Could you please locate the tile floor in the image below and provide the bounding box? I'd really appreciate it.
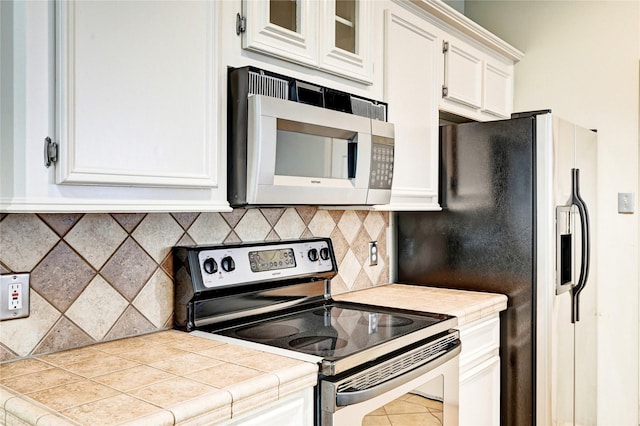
[362,393,443,426]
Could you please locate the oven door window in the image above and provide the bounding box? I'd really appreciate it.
[275,119,357,181]
[362,377,444,425]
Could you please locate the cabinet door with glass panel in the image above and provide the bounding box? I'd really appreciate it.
[242,0,373,83]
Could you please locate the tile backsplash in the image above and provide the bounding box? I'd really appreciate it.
[0,208,389,362]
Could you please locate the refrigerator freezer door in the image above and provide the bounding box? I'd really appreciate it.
[573,124,598,426]
[549,117,598,426]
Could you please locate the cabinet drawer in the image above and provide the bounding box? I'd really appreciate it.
[458,314,500,368]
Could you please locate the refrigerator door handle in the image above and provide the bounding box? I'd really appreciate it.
[571,168,591,323]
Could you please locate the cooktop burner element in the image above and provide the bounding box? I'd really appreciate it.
[289,336,349,354]
[235,324,300,340]
[212,302,450,364]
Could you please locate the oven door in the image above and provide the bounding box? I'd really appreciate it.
[320,333,461,426]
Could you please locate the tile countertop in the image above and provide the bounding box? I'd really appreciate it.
[0,284,506,425]
[334,284,508,326]
[0,330,317,426]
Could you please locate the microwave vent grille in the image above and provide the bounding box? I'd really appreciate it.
[248,71,289,100]
[351,97,387,121]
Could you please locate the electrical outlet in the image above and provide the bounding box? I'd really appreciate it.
[369,241,378,266]
[9,283,23,310]
[1,274,30,320]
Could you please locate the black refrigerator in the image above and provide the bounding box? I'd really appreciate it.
[396,111,598,426]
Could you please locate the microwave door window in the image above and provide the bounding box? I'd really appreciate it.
[275,119,356,181]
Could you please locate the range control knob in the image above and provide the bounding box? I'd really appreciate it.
[221,256,235,272]
[202,258,218,274]
[308,248,319,262]
[320,247,330,261]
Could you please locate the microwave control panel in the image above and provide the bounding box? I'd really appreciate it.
[370,139,394,189]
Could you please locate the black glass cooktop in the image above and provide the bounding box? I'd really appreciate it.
[212,301,452,360]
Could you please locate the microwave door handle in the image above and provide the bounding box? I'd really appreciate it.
[571,168,591,323]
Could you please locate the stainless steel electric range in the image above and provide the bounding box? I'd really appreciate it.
[173,238,461,425]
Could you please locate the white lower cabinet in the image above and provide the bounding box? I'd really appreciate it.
[458,314,501,426]
[221,387,314,426]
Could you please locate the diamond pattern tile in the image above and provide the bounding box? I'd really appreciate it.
[364,211,385,240]
[234,209,271,241]
[33,316,94,356]
[221,210,246,228]
[100,238,156,301]
[338,250,362,290]
[1,209,390,363]
[31,242,96,312]
[274,208,306,239]
[259,208,285,227]
[0,291,59,356]
[105,306,156,341]
[66,276,129,340]
[295,206,317,225]
[352,227,373,265]
[111,213,146,233]
[170,212,199,230]
[330,228,349,263]
[64,214,127,270]
[132,213,183,263]
[337,211,362,244]
[307,210,336,237]
[37,213,83,237]
[187,213,231,244]
[132,269,173,327]
[0,214,58,272]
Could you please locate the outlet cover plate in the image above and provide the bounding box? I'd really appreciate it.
[1,274,30,320]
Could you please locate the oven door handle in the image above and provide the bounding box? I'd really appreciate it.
[335,342,461,407]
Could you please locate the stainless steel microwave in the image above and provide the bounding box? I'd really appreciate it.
[228,67,394,207]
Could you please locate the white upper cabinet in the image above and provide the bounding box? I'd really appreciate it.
[376,0,523,211]
[483,61,513,118]
[242,0,373,84]
[1,0,229,213]
[319,0,373,83]
[57,1,218,189]
[443,38,483,110]
[242,0,319,67]
[441,33,516,120]
[382,6,441,210]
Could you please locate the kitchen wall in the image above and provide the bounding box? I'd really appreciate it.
[465,2,640,424]
[0,208,390,362]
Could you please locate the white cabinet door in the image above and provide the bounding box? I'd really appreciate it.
[243,0,319,67]
[57,1,218,188]
[483,60,513,118]
[319,0,373,83]
[443,38,483,109]
[382,7,440,211]
[242,0,373,84]
[441,35,514,121]
[460,355,501,426]
[222,388,314,426]
[1,0,229,213]
[457,314,501,426]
